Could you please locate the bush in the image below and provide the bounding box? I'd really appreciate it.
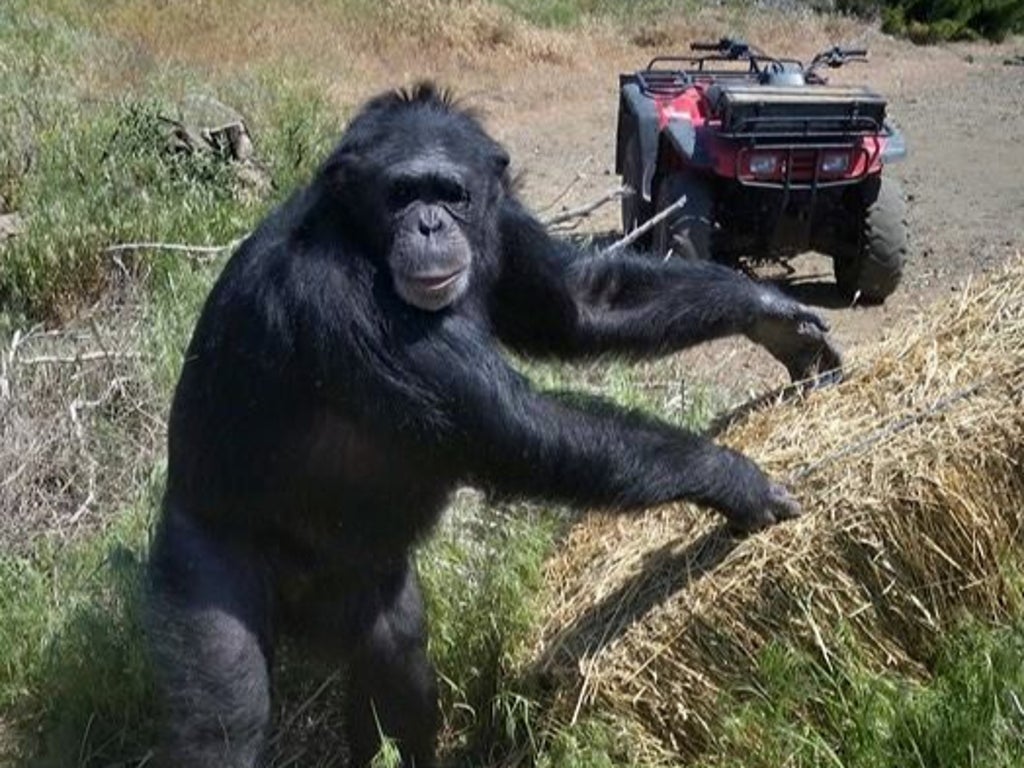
[836,0,1024,42]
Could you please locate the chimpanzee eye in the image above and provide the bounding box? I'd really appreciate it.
[438,178,470,207]
[389,179,417,209]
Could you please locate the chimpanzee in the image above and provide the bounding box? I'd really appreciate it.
[145,83,841,768]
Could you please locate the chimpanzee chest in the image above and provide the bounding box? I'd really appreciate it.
[266,411,454,553]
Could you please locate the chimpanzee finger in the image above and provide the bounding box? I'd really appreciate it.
[767,482,801,520]
[795,311,830,335]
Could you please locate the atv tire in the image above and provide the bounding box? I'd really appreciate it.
[834,176,907,303]
[620,133,652,248]
[653,171,714,260]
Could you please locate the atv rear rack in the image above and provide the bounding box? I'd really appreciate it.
[710,84,887,138]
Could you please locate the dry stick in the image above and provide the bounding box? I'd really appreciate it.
[104,236,246,260]
[18,350,143,366]
[0,328,25,399]
[538,154,594,214]
[543,186,628,227]
[600,194,687,257]
[67,377,128,524]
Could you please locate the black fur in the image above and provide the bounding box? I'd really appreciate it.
[145,82,837,767]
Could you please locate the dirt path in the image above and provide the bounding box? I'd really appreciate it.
[476,32,1024,402]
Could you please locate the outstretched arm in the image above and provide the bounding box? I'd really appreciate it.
[490,200,841,382]
[391,321,798,533]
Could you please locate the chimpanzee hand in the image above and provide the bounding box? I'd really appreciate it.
[720,481,798,536]
[710,449,802,534]
[747,287,843,386]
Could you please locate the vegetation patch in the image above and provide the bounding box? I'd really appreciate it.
[833,0,1024,42]
[536,261,1024,763]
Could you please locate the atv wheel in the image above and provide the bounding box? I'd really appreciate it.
[653,171,714,260]
[834,176,907,303]
[620,134,652,247]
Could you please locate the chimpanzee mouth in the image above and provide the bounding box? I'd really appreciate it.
[408,269,465,292]
[395,267,470,311]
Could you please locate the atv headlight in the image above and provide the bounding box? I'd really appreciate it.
[820,152,850,174]
[748,153,778,176]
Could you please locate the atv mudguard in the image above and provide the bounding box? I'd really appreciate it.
[616,81,659,203]
[617,80,710,203]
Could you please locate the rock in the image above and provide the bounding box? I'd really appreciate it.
[157,95,271,200]
[0,212,24,241]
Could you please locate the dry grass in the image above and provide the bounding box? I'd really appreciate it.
[0,286,163,553]
[533,255,1024,761]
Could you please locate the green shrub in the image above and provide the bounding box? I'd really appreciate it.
[841,0,1024,42]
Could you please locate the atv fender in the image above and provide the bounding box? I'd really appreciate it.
[617,82,660,203]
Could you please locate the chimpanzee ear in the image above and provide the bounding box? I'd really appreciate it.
[492,149,510,177]
[321,147,361,192]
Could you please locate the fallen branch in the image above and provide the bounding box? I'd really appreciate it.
[600,194,687,257]
[543,186,628,227]
[104,236,246,261]
[67,377,129,525]
[17,350,144,366]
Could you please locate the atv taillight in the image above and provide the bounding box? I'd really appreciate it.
[820,151,850,174]
[747,152,780,177]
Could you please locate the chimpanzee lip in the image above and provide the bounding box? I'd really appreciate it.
[407,268,465,291]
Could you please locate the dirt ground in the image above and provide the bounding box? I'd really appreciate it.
[469,28,1024,401]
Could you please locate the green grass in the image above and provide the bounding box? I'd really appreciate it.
[706,622,1024,768]
[495,0,682,28]
[0,0,340,322]
[0,489,157,766]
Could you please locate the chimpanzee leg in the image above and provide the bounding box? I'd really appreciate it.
[146,507,274,768]
[344,561,439,768]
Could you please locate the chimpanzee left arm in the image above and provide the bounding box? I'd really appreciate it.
[491,200,842,383]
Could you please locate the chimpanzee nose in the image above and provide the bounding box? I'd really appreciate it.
[418,208,444,236]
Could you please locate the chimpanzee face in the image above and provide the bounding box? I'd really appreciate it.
[383,151,479,312]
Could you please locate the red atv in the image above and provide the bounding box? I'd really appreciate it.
[616,38,908,302]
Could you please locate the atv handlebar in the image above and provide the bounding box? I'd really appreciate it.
[689,37,764,59]
[809,45,869,72]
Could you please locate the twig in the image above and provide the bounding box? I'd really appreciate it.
[538,155,593,214]
[67,377,128,525]
[1,328,25,399]
[543,186,627,227]
[600,194,687,257]
[18,350,143,366]
[104,236,246,260]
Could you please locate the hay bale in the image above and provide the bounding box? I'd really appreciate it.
[533,258,1024,761]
